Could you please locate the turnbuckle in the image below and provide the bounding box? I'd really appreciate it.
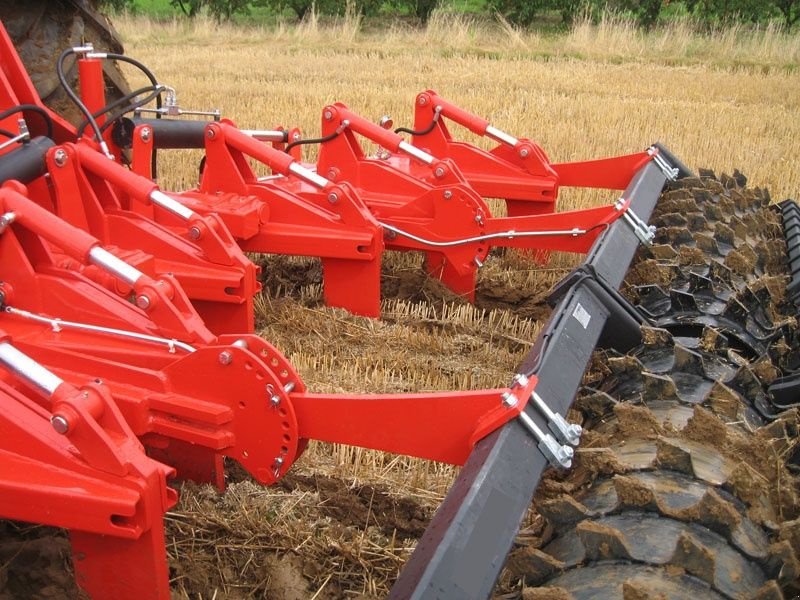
[615,198,656,246]
[503,374,580,469]
[648,146,679,181]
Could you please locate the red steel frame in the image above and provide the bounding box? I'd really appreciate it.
[0,27,665,598]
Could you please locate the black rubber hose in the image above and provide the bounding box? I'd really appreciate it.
[76,85,162,138]
[57,48,104,144]
[285,130,341,154]
[103,53,163,116]
[394,118,438,137]
[0,104,54,140]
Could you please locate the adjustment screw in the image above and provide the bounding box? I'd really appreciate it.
[135,295,151,310]
[140,127,151,142]
[218,350,233,365]
[327,192,338,204]
[188,226,202,240]
[53,149,68,167]
[51,415,70,434]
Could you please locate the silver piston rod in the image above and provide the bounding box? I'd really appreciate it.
[88,247,144,287]
[0,341,62,396]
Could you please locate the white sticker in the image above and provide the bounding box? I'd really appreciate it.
[572,303,591,329]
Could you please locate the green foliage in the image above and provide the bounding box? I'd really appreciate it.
[97,0,800,27]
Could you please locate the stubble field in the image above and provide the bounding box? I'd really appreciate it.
[8,13,800,600]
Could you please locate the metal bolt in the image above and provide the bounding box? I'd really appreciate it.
[327,169,337,180]
[501,391,518,408]
[51,415,70,434]
[323,110,333,121]
[232,339,248,349]
[273,456,285,470]
[206,128,216,140]
[267,384,281,407]
[418,96,427,106]
[474,256,484,268]
[434,167,445,178]
[284,382,296,394]
[327,192,339,204]
[140,127,151,142]
[292,131,301,141]
[530,391,583,446]
[519,148,529,158]
[53,149,68,167]
[443,190,452,200]
[512,373,529,388]
[218,350,233,365]
[188,226,202,240]
[475,214,484,225]
[135,295,151,310]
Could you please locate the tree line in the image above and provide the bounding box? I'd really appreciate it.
[102,0,800,29]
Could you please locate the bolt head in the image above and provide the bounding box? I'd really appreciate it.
[206,128,216,140]
[519,148,529,158]
[327,192,339,204]
[53,149,68,167]
[135,295,151,310]
[188,226,202,240]
[512,373,529,388]
[323,110,333,121]
[443,190,452,200]
[501,391,518,408]
[292,131,301,141]
[51,415,69,434]
[218,350,233,365]
[140,127,151,142]
[434,167,445,178]
[418,96,427,106]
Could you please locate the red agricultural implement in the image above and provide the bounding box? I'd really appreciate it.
[1,10,798,600]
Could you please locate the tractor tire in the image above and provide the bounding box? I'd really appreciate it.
[3,0,130,126]
[505,172,800,599]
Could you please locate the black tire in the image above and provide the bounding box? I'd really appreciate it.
[4,0,130,126]
[505,172,800,599]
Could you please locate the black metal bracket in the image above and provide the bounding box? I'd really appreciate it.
[389,147,685,600]
[547,263,652,354]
